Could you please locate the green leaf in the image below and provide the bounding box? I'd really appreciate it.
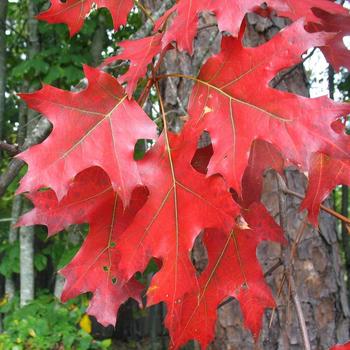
[34,254,48,272]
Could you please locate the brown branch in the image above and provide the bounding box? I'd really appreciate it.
[0,118,52,197]
[198,23,218,32]
[134,0,155,26]
[288,272,311,350]
[275,173,312,350]
[264,259,283,277]
[290,215,308,261]
[283,188,350,226]
[0,141,19,157]
[269,272,286,328]
[272,48,317,88]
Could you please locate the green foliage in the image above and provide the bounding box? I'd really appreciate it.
[0,239,19,277]
[0,295,112,350]
[0,1,151,349]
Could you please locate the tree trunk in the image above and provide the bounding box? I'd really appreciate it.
[19,0,40,307]
[142,2,350,349]
[5,196,22,300]
[0,0,7,142]
[90,15,107,67]
[5,78,29,301]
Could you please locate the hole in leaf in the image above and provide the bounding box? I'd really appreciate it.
[110,242,116,248]
[103,266,109,272]
[134,139,154,160]
[111,277,117,285]
[230,187,240,203]
[191,232,208,275]
[269,65,310,97]
[191,132,213,174]
[331,116,350,135]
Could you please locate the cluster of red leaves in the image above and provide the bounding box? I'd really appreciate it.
[332,342,350,350]
[17,0,350,348]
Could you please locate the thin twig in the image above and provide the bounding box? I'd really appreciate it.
[272,48,317,88]
[275,172,312,350]
[290,215,308,261]
[198,23,218,32]
[0,118,52,197]
[283,188,350,225]
[134,0,155,26]
[288,272,311,350]
[218,259,283,309]
[269,272,286,328]
[264,259,283,277]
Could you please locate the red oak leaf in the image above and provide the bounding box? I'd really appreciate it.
[331,342,350,350]
[115,122,239,331]
[18,167,147,326]
[156,0,346,54]
[17,167,112,235]
[17,65,157,204]
[277,0,347,23]
[309,8,350,71]
[158,0,287,54]
[187,20,350,196]
[103,33,164,98]
[241,140,285,207]
[37,0,133,37]
[301,153,350,226]
[168,203,285,349]
[191,139,285,207]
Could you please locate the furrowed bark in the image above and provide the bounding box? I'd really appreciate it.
[341,185,350,297]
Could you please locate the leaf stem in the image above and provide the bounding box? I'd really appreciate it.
[137,49,168,107]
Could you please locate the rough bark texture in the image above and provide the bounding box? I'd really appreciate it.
[341,185,350,295]
[141,2,350,349]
